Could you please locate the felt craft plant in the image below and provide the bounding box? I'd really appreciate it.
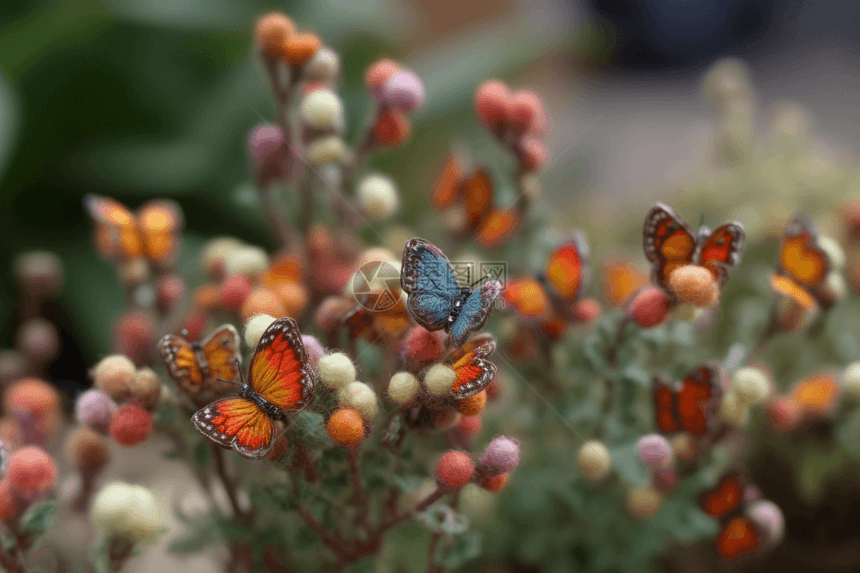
[2,12,860,573]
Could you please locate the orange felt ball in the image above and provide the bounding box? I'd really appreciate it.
[255,13,296,58]
[274,281,309,318]
[326,408,365,446]
[109,405,153,447]
[7,446,57,500]
[283,33,321,67]
[456,416,482,440]
[435,451,474,489]
[519,137,549,172]
[474,80,512,131]
[365,58,400,90]
[481,473,509,493]
[373,108,411,147]
[241,288,285,322]
[668,265,719,307]
[456,390,488,416]
[0,480,19,523]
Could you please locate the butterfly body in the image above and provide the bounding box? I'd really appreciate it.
[401,238,501,348]
[653,363,723,437]
[643,203,745,295]
[191,317,315,460]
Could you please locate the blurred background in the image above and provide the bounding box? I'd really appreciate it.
[3,0,860,571]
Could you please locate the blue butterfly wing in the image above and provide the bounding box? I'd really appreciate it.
[448,280,501,348]
[401,238,462,331]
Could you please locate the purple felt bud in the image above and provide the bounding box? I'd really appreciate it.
[476,436,520,477]
[747,500,785,546]
[376,70,425,114]
[301,335,324,370]
[76,390,118,435]
[637,434,673,468]
[247,124,290,187]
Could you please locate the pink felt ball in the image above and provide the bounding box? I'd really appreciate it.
[637,434,673,468]
[476,436,521,477]
[435,451,474,489]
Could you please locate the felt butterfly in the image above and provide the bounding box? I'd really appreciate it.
[434,333,497,400]
[401,238,501,349]
[601,258,649,307]
[342,290,413,345]
[653,363,723,437]
[700,472,760,560]
[84,194,184,266]
[159,324,241,401]
[643,203,745,295]
[191,317,316,460]
[773,215,834,308]
[503,232,591,326]
[431,151,521,249]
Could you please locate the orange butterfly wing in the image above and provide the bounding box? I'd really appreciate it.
[85,194,143,261]
[463,170,494,232]
[544,233,590,302]
[780,216,829,287]
[445,335,497,399]
[503,278,552,323]
[476,209,519,249]
[717,515,760,560]
[675,365,722,436]
[701,472,745,519]
[697,223,745,286]
[653,377,680,434]
[201,325,241,386]
[192,398,274,460]
[159,325,240,398]
[431,150,466,210]
[137,200,184,264]
[643,203,696,291]
[601,259,649,307]
[248,317,315,411]
[159,335,204,396]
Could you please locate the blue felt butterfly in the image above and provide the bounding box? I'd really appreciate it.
[400,238,501,348]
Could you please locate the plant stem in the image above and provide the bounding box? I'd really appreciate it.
[211,444,247,524]
[0,540,23,573]
[347,446,368,525]
[606,315,630,368]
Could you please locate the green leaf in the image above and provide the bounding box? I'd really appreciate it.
[17,500,58,550]
[192,439,213,470]
[620,364,651,388]
[442,532,482,568]
[609,440,648,486]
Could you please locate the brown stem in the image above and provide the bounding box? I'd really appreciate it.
[606,315,631,368]
[297,505,355,560]
[211,444,247,524]
[0,539,24,573]
[373,487,448,537]
[347,446,368,523]
[108,536,135,573]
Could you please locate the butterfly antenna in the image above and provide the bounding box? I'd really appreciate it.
[233,358,246,385]
[470,275,490,289]
[216,378,241,387]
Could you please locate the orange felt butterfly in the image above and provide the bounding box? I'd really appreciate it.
[600,258,649,307]
[503,232,591,327]
[773,215,834,308]
[84,194,184,265]
[643,203,745,295]
[431,150,522,249]
[428,333,497,400]
[700,472,761,560]
[342,291,413,345]
[159,325,241,401]
[192,317,316,460]
[653,363,723,437]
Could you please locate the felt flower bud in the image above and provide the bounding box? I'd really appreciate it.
[373,108,411,147]
[434,410,461,431]
[247,124,288,183]
[377,70,425,113]
[338,382,378,422]
[128,368,161,410]
[225,246,269,277]
[626,486,663,519]
[315,296,355,332]
[0,350,27,386]
[16,318,60,364]
[93,355,136,400]
[401,327,445,371]
[155,275,185,315]
[476,436,520,477]
[326,408,365,446]
[637,434,673,469]
[818,235,845,271]
[730,366,771,405]
[668,265,719,307]
[109,405,153,447]
[318,352,357,390]
[14,251,63,298]
[301,335,324,371]
[5,378,61,444]
[747,500,785,547]
[569,298,601,324]
[357,174,399,220]
[674,302,704,323]
[365,58,400,90]
[518,137,549,172]
[671,433,697,461]
[720,391,750,427]
[306,136,347,165]
[578,441,611,480]
[475,80,512,132]
[201,237,244,278]
[456,390,487,416]
[820,271,847,305]
[628,286,671,328]
[455,416,482,442]
[652,468,678,493]
[75,390,118,435]
[240,288,285,322]
[842,361,860,399]
[114,312,156,365]
[435,451,474,489]
[703,59,751,109]
[65,426,110,474]
[480,473,509,493]
[244,315,276,348]
[305,47,340,82]
[424,364,456,396]
[388,371,420,404]
[7,446,57,501]
[119,259,150,286]
[90,481,161,540]
[0,480,19,523]
[254,12,295,58]
[219,275,253,312]
[300,89,343,130]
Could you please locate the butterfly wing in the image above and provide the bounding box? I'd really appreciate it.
[780,216,829,287]
[448,280,502,348]
[716,515,760,560]
[643,203,696,292]
[701,472,746,519]
[84,194,142,261]
[653,375,680,434]
[159,334,205,396]
[248,317,315,412]
[431,150,466,210]
[447,336,497,399]
[192,398,274,460]
[544,232,591,304]
[401,238,462,331]
[696,223,745,287]
[463,170,494,232]
[676,363,723,436]
[601,259,649,307]
[137,200,184,265]
[502,278,552,323]
[475,209,519,249]
[201,324,241,387]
